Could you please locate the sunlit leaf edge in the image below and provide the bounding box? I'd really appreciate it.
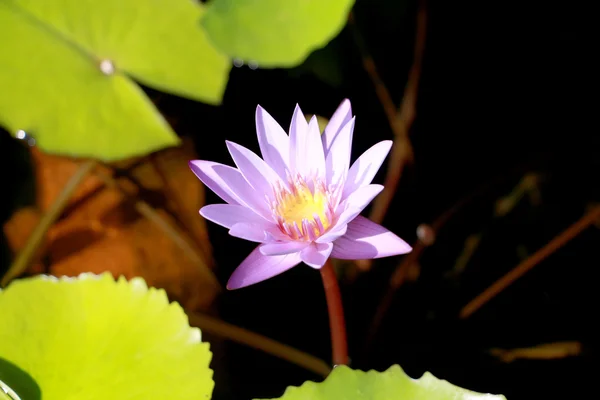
[200,0,355,68]
[256,364,507,400]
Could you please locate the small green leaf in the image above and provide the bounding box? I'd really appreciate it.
[0,273,214,400]
[0,0,230,161]
[256,365,507,400]
[201,0,355,67]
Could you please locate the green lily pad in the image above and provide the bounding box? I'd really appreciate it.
[256,365,507,400]
[0,0,230,161]
[201,0,355,67]
[0,273,214,400]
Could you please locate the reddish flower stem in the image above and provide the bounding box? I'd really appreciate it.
[320,259,349,366]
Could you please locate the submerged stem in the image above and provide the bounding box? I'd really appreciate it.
[1,159,97,287]
[320,259,349,366]
[187,311,331,378]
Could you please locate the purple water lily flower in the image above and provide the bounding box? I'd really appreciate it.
[189,99,412,289]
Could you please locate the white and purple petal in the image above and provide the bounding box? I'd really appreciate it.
[330,216,412,260]
[229,222,273,243]
[260,241,310,256]
[342,140,392,200]
[302,116,326,178]
[212,164,272,220]
[289,104,309,174]
[200,204,266,229]
[331,184,384,230]
[226,140,282,195]
[315,223,347,244]
[255,106,290,179]
[300,242,333,268]
[325,117,355,189]
[322,99,353,156]
[188,160,243,205]
[227,245,303,289]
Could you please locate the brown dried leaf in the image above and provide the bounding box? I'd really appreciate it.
[30,147,108,212]
[49,210,216,310]
[3,207,41,251]
[4,142,218,311]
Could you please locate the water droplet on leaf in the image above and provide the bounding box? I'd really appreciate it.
[99,59,115,75]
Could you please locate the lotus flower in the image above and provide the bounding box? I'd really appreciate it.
[189,100,411,289]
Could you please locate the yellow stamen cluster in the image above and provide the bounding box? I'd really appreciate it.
[272,177,332,241]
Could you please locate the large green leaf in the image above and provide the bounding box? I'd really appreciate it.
[201,0,355,67]
[0,273,214,400]
[0,0,230,161]
[257,365,507,400]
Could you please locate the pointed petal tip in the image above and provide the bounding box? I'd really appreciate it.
[188,160,199,174]
[342,116,357,134]
[187,160,245,205]
[393,238,413,255]
[293,103,304,115]
[198,205,216,221]
[255,104,269,119]
[226,279,246,290]
[189,159,223,173]
[225,266,254,291]
[322,99,355,156]
[333,98,352,114]
[225,140,244,158]
[330,216,412,260]
[224,139,238,149]
[341,140,394,199]
[228,222,269,243]
[226,276,249,290]
[226,246,302,289]
[339,98,352,109]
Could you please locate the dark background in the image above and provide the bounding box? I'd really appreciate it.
[1,0,596,399]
